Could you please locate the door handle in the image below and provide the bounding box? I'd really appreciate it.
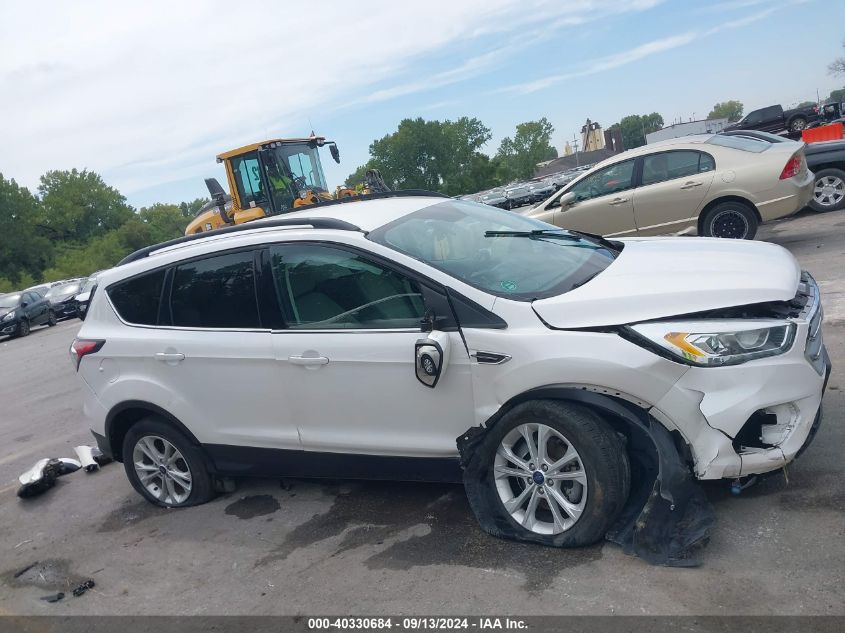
[608,197,628,205]
[155,352,185,362]
[289,355,329,366]
[680,181,703,189]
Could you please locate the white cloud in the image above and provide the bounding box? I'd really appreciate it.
[0,0,664,200]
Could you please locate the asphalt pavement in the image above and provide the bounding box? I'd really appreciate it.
[0,209,843,615]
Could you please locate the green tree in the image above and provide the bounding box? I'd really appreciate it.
[828,87,845,104]
[37,169,134,242]
[494,118,558,182]
[707,100,744,122]
[139,203,188,243]
[179,197,210,219]
[0,174,51,286]
[346,116,493,196]
[609,113,665,150]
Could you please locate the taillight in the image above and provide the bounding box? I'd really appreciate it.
[70,339,105,371]
[779,153,802,180]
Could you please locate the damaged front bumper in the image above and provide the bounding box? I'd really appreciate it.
[652,273,830,480]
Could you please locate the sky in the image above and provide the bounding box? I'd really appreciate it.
[1,0,843,209]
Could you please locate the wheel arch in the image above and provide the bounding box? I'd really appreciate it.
[105,400,202,463]
[697,195,760,234]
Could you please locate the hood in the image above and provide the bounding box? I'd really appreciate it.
[531,237,800,329]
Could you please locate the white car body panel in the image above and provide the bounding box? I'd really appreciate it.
[532,237,800,329]
[76,196,827,485]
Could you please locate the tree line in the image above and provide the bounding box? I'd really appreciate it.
[0,169,207,292]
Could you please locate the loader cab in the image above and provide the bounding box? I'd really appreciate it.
[185,137,337,235]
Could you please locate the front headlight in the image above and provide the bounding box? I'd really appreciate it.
[627,320,796,366]
[2,311,14,321]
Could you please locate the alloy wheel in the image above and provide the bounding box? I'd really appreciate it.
[710,209,749,239]
[132,435,192,505]
[494,423,588,535]
[814,175,845,209]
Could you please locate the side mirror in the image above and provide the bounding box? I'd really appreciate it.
[559,191,576,208]
[20,301,28,308]
[330,143,340,164]
[415,331,450,389]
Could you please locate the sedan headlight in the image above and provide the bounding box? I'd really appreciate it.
[2,311,14,322]
[627,320,796,366]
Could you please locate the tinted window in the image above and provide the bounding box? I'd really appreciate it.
[109,270,165,325]
[744,109,763,124]
[569,160,635,202]
[270,244,425,329]
[26,292,41,303]
[169,251,260,329]
[641,151,714,186]
[762,106,782,120]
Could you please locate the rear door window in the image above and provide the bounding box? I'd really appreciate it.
[169,251,260,329]
[108,270,166,325]
[641,151,715,185]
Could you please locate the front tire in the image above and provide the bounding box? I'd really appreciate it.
[16,319,30,337]
[47,311,57,326]
[700,201,758,239]
[809,168,845,213]
[463,400,630,548]
[122,417,215,508]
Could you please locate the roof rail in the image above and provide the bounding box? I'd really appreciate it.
[117,217,362,266]
[116,189,448,267]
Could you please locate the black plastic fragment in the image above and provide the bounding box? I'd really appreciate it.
[72,579,95,597]
[40,592,64,603]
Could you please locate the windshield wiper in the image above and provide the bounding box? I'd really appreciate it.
[484,229,583,240]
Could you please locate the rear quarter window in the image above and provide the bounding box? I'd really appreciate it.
[108,269,166,325]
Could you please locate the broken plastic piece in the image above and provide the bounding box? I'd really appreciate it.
[17,458,82,498]
[71,580,95,597]
[730,476,758,495]
[40,592,64,603]
[74,445,100,472]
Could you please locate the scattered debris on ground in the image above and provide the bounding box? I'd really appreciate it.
[71,579,95,597]
[16,446,111,498]
[40,592,64,603]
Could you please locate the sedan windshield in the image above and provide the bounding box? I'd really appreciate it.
[0,294,22,308]
[47,283,80,299]
[367,201,620,300]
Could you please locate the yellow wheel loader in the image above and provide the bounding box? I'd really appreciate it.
[185,136,389,235]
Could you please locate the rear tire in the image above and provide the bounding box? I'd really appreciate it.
[809,168,845,213]
[789,117,808,133]
[463,400,630,548]
[122,417,215,508]
[700,201,758,239]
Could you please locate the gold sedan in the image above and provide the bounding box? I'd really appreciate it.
[526,134,814,239]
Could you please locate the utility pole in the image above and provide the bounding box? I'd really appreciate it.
[571,133,580,167]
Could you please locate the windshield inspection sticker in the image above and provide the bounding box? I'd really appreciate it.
[500,280,517,291]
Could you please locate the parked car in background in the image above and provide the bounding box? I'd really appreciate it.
[528,134,813,240]
[46,279,86,320]
[479,189,507,208]
[504,183,532,209]
[74,274,102,320]
[527,178,555,203]
[802,139,845,212]
[724,103,819,135]
[0,290,56,337]
[74,196,829,559]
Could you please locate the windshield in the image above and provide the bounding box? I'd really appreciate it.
[0,294,21,308]
[367,201,619,300]
[272,143,328,192]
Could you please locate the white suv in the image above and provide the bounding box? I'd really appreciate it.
[73,194,830,561]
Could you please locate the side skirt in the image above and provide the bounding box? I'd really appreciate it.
[204,444,464,484]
